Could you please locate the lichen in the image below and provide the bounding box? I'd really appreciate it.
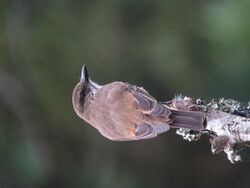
[171,96,250,163]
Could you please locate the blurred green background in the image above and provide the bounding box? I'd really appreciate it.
[1,0,250,188]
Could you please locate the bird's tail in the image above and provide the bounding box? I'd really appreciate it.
[169,110,206,131]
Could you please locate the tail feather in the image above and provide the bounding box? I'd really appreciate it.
[169,110,206,131]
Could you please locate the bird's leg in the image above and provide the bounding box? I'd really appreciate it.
[233,108,250,118]
[201,129,217,138]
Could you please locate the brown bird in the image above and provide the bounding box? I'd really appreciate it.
[72,65,206,141]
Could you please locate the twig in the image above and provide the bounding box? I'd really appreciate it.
[166,96,250,163]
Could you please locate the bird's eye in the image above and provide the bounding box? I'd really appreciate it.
[80,91,85,101]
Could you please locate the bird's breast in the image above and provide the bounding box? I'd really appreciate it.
[85,83,142,140]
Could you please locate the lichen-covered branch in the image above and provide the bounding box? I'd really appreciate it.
[165,96,250,163]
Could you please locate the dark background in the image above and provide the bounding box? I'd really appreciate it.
[1,0,250,188]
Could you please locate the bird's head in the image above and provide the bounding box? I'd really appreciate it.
[72,65,100,117]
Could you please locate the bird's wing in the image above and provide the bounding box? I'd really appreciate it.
[129,85,171,140]
[130,85,171,117]
[132,122,170,140]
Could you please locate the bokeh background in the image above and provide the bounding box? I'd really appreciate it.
[1,0,250,188]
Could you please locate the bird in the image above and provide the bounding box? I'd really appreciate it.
[72,65,206,141]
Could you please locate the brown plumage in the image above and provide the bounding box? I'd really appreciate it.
[72,65,206,141]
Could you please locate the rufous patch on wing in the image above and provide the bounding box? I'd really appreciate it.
[129,127,136,137]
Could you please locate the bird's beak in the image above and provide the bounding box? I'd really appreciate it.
[80,64,100,91]
[81,64,89,83]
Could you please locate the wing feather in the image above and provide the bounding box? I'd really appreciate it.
[133,122,170,140]
[130,85,171,117]
[128,85,171,140]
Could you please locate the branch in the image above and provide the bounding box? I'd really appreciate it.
[166,97,250,163]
